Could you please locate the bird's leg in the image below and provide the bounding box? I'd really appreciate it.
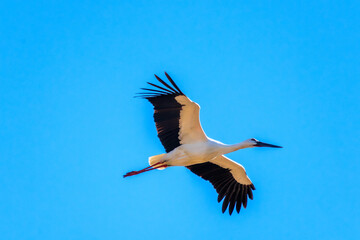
[123,161,168,178]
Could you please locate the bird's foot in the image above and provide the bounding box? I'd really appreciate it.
[123,161,168,178]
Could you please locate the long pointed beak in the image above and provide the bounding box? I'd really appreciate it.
[255,141,283,148]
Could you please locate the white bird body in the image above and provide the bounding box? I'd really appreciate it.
[124,72,282,215]
[157,139,252,167]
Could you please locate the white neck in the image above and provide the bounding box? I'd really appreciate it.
[219,141,252,155]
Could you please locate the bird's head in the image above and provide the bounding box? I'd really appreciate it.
[245,138,283,148]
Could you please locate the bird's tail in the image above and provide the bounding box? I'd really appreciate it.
[149,153,165,170]
[148,154,166,170]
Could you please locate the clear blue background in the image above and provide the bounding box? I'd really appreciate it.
[1,1,359,239]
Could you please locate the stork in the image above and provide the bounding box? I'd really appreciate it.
[124,72,282,215]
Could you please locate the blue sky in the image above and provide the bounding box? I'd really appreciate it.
[1,0,359,239]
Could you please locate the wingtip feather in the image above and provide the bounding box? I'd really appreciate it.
[164,72,184,95]
[154,74,178,93]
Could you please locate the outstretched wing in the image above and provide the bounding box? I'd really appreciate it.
[137,72,207,153]
[187,155,255,215]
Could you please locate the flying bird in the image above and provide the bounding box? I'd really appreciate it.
[124,72,282,215]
